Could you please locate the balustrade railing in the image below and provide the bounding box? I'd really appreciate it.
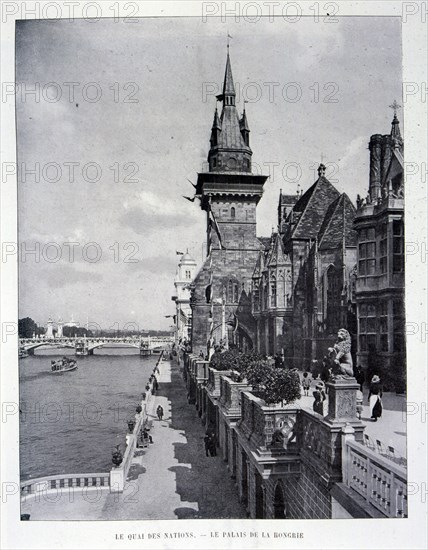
[21,472,110,499]
[343,434,407,518]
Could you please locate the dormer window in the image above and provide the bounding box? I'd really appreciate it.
[231,207,235,218]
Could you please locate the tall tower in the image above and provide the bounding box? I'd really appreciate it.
[46,317,54,339]
[57,318,64,338]
[171,251,197,343]
[191,50,268,352]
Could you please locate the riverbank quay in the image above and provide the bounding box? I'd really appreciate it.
[20,357,246,520]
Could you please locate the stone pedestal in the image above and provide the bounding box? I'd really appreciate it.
[326,377,360,422]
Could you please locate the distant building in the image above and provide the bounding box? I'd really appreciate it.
[171,251,197,343]
[57,318,64,338]
[64,315,79,328]
[252,166,358,366]
[354,111,405,392]
[46,317,54,338]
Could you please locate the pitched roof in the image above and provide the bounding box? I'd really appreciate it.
[266,232,290,267]
[252,251,264,279]
[290,176,341,239]
[318,193,357,250]
[218,105,249,150]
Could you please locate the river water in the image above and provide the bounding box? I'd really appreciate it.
[19,348,157,481]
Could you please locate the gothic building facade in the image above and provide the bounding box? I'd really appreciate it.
[251,167,358,367]
[190,52,268,353]
[354,112,405,391]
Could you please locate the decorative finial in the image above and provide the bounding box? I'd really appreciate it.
[227,32,232,52]
[296,183,300,195]
[389,99,401,118]
[321,152,325,164]
[318,163,326,177]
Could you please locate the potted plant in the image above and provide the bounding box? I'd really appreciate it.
[145,384,150,391]
[135,405,142,414]
[111,444,123,467]
[127,419,136,433]
[141,392,147,400]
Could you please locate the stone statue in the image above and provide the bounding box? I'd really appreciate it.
[327,328,354,379]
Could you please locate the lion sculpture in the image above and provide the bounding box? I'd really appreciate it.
[328,328,354,379]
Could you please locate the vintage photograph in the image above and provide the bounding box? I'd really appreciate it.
[11,10,412,527]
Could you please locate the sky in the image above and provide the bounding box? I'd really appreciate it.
[16,16,403,330]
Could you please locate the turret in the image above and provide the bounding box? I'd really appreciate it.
[207,51,252,174]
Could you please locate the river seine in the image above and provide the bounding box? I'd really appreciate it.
[19,348,157,481]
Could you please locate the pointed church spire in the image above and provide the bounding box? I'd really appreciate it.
[217,52,236,106]
[389,100,402,141]
[212,107,221,130]
[223,52,235,98]
[240,104,250,131]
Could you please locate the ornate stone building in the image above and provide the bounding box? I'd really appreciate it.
[252,167,358,367]
[354,111,405,391]
[190,52,268,353]
[171,251,197,343]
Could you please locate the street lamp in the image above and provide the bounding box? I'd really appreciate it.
[212,297,228,350]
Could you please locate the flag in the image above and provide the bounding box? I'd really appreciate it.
[176,251,184,255]
[207,202,225,250]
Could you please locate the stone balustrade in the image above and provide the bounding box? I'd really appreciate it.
[341,424,407,518]
[238,390,300,453]
[206,367,232,398]
[21,472,110,500]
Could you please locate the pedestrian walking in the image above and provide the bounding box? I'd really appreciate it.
[302,371,312,396]
[203,434,212,457]
[354,364,365,392]
[368,375,383,421]
[312,382,326,416]
[156,404,164,421]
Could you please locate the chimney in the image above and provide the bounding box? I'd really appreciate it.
[369,134,382,201]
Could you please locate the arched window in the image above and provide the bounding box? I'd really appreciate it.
[253,283,260,312]
[231,206,236,218]
[270,275,277,307]
[205,285,211,304]
[273,483,286,519]
[264,280,269,309]
[326,265,341,332]
[233,282,239,303]
[228,280,233,303]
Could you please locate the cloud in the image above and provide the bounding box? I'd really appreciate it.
[125,254,178,275]
[119,204,194,236]
[22,263,103,290]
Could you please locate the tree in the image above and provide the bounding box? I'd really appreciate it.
[261,368,302,405]
[18,317,37,338]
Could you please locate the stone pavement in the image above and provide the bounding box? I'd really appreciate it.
[298,381,407,457]
[21,358,247,520]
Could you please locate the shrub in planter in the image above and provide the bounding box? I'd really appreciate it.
[260,368,301,405]
[209,348,240,371]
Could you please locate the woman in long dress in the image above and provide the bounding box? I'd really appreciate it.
[368,375,383,421]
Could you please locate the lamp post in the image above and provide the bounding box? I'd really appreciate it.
[213,297,228,350]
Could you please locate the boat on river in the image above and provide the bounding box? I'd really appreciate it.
[50,357,77,373]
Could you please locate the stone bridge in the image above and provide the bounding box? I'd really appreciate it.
[19,336,174,356]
